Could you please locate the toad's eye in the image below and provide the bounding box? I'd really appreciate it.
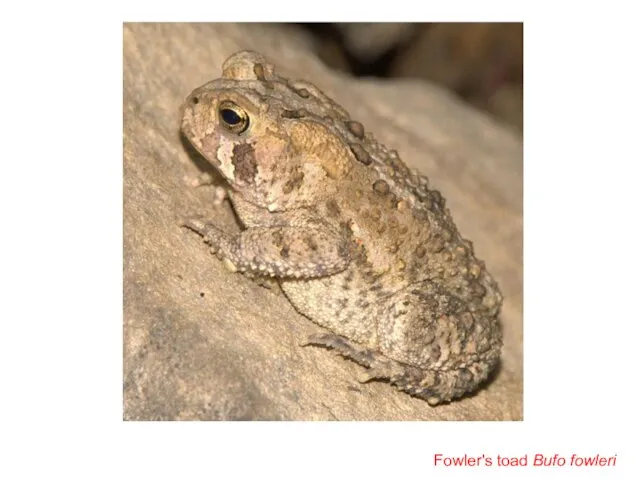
[218,101,249,134]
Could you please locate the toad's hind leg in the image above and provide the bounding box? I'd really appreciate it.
[303,332,408,384]
[303,332,481,406]
[375,281,502,405]
[305,280,502,405]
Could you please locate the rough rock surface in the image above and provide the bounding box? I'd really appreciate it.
[123,23,523,420]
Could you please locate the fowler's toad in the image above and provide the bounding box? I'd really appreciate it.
[180,51,502,405]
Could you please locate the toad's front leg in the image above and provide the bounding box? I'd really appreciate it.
[182,218,351,279]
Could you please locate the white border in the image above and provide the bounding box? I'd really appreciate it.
[1,1,636,478]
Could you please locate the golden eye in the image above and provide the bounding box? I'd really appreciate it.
[218,101,249,134]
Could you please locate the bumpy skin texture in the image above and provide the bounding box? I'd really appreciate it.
[180,51,503,405]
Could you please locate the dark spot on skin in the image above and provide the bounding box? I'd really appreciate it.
[345,120,364,139]
[463,239,474,252]
[413,290,440,312]
[325,199,340,217]
[412,208,430,222]
[349,143,372,165]
[430,190,445,209]
[282,169,304,194]
[281,109,307,119]
[304,236,318,251]
[372,179,390,196]
[200,292,205,298]
[370,284,382,292]
[472,282,486,298]
[415,246,427,258]
[191,96,199,104]
[232,143,258,184]
[253,63,266,81]
[344,270,354,283]
[429,345,442,362]
[296,88,310,98]
[280,245,290,259]
[338,240,352,259]
[272,231,284,247]
[388,155,409,177]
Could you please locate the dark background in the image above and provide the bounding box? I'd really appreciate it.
[299,23,523,133]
